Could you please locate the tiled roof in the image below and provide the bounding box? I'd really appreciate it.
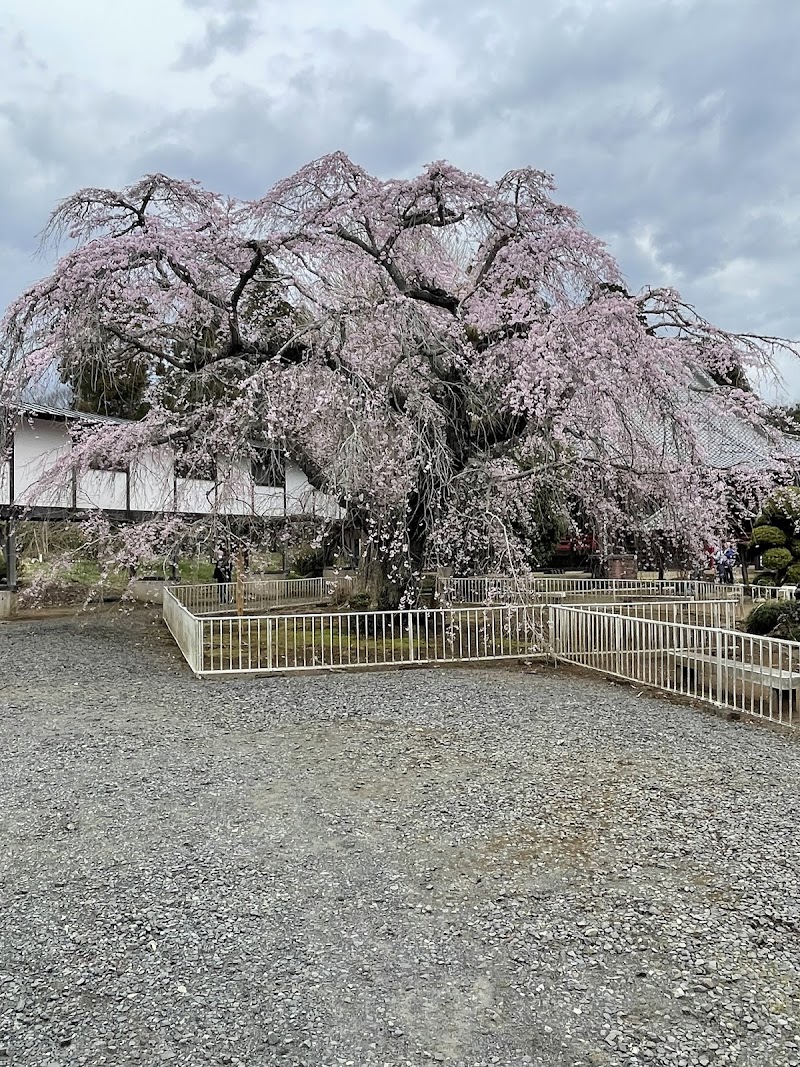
[13,402,129,425]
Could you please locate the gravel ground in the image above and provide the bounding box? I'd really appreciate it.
[1,607,799,1067]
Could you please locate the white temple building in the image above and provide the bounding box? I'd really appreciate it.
[0,404,341,588]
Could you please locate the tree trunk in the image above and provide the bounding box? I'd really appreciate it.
[739,544,749,586]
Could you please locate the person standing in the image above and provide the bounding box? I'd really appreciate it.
[723,543,737,584]
[213,550,233,603]
[712,545,725,583]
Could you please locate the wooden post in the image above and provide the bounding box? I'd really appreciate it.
[739,542,749,587]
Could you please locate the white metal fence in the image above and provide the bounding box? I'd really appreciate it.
[550,604,799,728]
[169,576,351,616]
[162,577,800,731]
[163,584,202,674]
[167,574,759,618]
[165,593,736,678]
[750,584,797,601]
[570,598,738,630]
[440,575,744,605]
[198,604,545,676]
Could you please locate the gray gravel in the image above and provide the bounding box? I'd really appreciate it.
[1,606,799,1067]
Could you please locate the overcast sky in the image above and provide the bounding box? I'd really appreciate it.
[2,0,798,399]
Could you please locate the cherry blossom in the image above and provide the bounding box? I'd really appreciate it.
[3,154,798,596]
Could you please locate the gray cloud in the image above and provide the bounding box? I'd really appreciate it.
[405,0,800,382]
[173,0,262,71]
[2,0,799,400]
[135,23,453,192]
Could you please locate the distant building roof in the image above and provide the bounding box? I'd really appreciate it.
[11,402,129,426]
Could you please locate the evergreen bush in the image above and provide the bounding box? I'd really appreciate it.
[750,525,787,548]
[761,547,793,573]
[744,601,786,635]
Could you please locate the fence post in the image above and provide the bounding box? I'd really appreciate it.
[407,611,415,662]
[235,554,245,617]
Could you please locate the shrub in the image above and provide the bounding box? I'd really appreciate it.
[750,525,787,548]
[376,585,399,611]
[767,606,800,640]
[744,601,787,635]
[761,547,793,572]
[752,573,776,586]
[346,590,373,634]
[785,563,800,585]
[347,592,371,612]
[291,546,324,578]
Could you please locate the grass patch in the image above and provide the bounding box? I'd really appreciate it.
[200,611,543,672]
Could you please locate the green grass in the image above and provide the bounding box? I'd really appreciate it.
[178,559,215,583]
[15,550,287,602]
[17,559,131,603]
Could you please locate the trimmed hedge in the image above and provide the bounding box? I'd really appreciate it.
[761,547,793,572]
[291,546,324,578]
[750,524,787,548]
[347,592,371,611]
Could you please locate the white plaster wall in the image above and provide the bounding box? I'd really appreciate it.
[309,488,343,520]
[216,460,251,517]
[216,458,285,518]
[8,417,342,520]
[285,463,342,519]
[76,469,128,511]
[175,476,217,514]
[252,485,286,518]
[13,419,72,507]
[129,448,175,512]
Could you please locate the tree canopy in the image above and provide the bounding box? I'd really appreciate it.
[2,153,798,596]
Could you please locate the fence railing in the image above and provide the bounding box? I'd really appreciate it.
[167,596,734,678]
[550,604,799,728]
[167,574,755,618]
[440,575,743,605]
[163,586,203,674]
[169,576,351,616]
[750,584,797,601]
[198,604,545,676]
[570,598,738,630]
